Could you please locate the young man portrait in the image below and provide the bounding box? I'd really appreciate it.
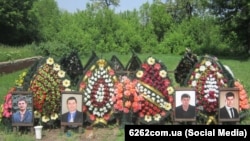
[175,93,196,119]
[219,92,239,119]
[61,96,83,123]
[12,96,33,123]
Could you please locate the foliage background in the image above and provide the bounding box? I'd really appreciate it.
[0,0,249,59]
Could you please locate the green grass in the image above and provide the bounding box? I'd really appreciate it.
[0,44,37,62]
[220,58,250,91]
[0,134,34,141]
[92,52,178,71]
[0,69,29,104]
[85,52,180,86]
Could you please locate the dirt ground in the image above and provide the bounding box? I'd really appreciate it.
[0,125,124,141]
[33,126,124,141]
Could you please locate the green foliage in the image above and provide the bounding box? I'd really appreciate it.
[0,69,28,104]
[35,41,72,58]
[55,13,87,52]
[150,1,173,42]
[0,0,249,58]
[0,44,38,62]
[0,0,39,45]
[160,17,230,56]
[0,133,35,141]
[209,0,250,57]
[89,0,120,9]
[32,0,60,41]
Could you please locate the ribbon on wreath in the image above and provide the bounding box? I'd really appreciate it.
[198,112,218,125]
[206,116,217,125]
[92,117,107,126]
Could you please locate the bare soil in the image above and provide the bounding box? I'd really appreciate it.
[0,56,43,74]
[0,124,124,141]
[37,126,123,141]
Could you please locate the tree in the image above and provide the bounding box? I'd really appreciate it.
[0,0,39,45]
[209,0,250,57]
[149,1,173,42]
[89,0,120,9]
[32,0,60,42]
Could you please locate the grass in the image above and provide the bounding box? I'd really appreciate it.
[0,134,35,141]
[220,58,250,91]
[0,44,37,62]
[0,69,29,104]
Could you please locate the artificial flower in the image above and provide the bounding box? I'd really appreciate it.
[79,59,117,125]
[29,57,70,126]
[136,70,143,78]
[15,71,27,87]
[34,111,41,118]
[58,70,65,78]
[3,111,11,118]
[144,115,152,122]
[159,70,167,78]
[62,79,71,87]
[51,113,58,120]
[59,51,84,86]
[167,86,174,95]
[205,61,211,66]
[53,64,61,71]
[153,114,161,121]
[186,55,230,121]
[135,56,174,124]
[113,76,142,116]
[199,65,206,72]
[1,87,15,119]
[160,102,172,111]
[103,114,110,121]
[46,57,54,65]
[234,80,250,111]
[42,116,50,123]
[147,57,155,65]
[191,81,197,87]
[89,114,96,121]
[174,48,198,85]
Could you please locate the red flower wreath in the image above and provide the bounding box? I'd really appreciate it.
[135,56,174,124]
[186,55,228,119]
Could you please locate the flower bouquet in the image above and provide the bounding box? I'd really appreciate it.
[112,76,143,126]
[29,57,71,128]
[15,71,27,88]
[59,51,83,87]
[0,87,16,131]
[79,59,118,126]
[234,80,250,121]
[184,55,232,124]
[174,48,198,86]
[135,56,174,124]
